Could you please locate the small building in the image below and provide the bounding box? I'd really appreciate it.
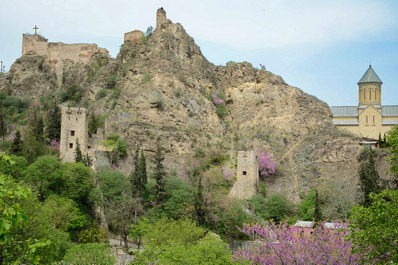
[331,65,398,140]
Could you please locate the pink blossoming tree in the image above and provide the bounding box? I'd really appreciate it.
[257,151,276,177]
[234,221,369,265]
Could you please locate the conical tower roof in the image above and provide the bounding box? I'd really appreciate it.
[358,65,383,84]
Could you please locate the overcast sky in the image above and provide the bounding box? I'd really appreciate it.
[0,0,397,106]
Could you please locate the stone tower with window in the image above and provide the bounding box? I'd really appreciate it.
[60,107,89,163]
[229,151,259,200]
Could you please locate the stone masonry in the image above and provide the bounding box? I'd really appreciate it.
[60,107,89,163]
[22,34,109,84]
[229,151,259,200]
[60,107,107,168]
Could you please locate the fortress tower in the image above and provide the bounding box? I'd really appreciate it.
[60,107,89,163]
[229,151,259,200]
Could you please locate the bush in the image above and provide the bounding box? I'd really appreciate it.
[63,243,116,265]
[95,89,107,100]
[107,74,117,89]
[155,97,164,111]
[140,74,153,85]
[110,89,121,100]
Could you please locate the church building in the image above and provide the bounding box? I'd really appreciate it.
[331,65,398,140]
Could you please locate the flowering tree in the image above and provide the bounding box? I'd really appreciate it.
[223,167,233,182]
[234,221,368,265]
[212,91,224,105]
[257,151,276,177]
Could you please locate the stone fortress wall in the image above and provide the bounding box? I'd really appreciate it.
[229,151,259,200]
[22,34,109,83]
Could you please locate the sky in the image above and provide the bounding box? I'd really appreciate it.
[0,0,397,106]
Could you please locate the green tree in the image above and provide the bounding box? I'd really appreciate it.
[45,102,61,142]
[10,130,23,155]
[386,126,398,187]
[74,138,83,163]
[131,150,147,196]
[106,194,143,249]
[160,177,195,219]
[0,112,7,141]
[194,176,207,226]
[314,189,322,222]
[132,218,234,265]
[349,189,398,264]
[358,148,383,206]
[24,155,64,201]
[0,155,28,181]
[264,194,292,222]
[299,189,316,221]
[153,141,167,204]
[88,111,100,136]
[29,106,44,142]
[63,243,116,265]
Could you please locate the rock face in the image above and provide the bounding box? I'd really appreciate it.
[1,8,389,204]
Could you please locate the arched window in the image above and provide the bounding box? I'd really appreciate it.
[364,90,366,100]
[369,90,372,100]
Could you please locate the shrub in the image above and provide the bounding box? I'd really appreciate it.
[194,147,206,158]
[95,89,107,100]
[110,89,121,100]
[107,74,117,89]
[141,35,148,44]
[140,73,153,85]
[155,97,164,111]
[63,243,116,265]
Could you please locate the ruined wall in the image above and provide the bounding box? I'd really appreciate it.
[22,34,109,83]
[229,151,259,200]
[124,30,144,44]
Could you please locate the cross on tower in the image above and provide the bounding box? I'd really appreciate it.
[33,25,39,34]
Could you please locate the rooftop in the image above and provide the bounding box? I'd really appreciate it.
[358,65,383,84]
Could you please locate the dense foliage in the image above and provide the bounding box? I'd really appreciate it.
[349,189,398,264]
[234,221,366,264]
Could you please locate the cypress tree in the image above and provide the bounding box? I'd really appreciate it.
[194,176,206,226]
[359,148,382,207]
[74,139,83,163]
[314,189,322,222]
[0,112,7,141]
[46,102,61,142]
[153,141,166,204]
[131,150,147,197]
[10,130,23,155]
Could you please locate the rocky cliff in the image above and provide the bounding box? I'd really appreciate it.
[1,8,390,208]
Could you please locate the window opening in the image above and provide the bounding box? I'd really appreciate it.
[69,143,73,149]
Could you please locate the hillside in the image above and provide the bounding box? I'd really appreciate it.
[0,8,387,208]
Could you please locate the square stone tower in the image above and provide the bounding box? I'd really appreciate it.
[60,107,89,163]
[229,151,259,200]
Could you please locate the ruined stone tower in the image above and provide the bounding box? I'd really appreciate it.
[60,107,89,163]
[156,7,169,29]
[229,151,259,200]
